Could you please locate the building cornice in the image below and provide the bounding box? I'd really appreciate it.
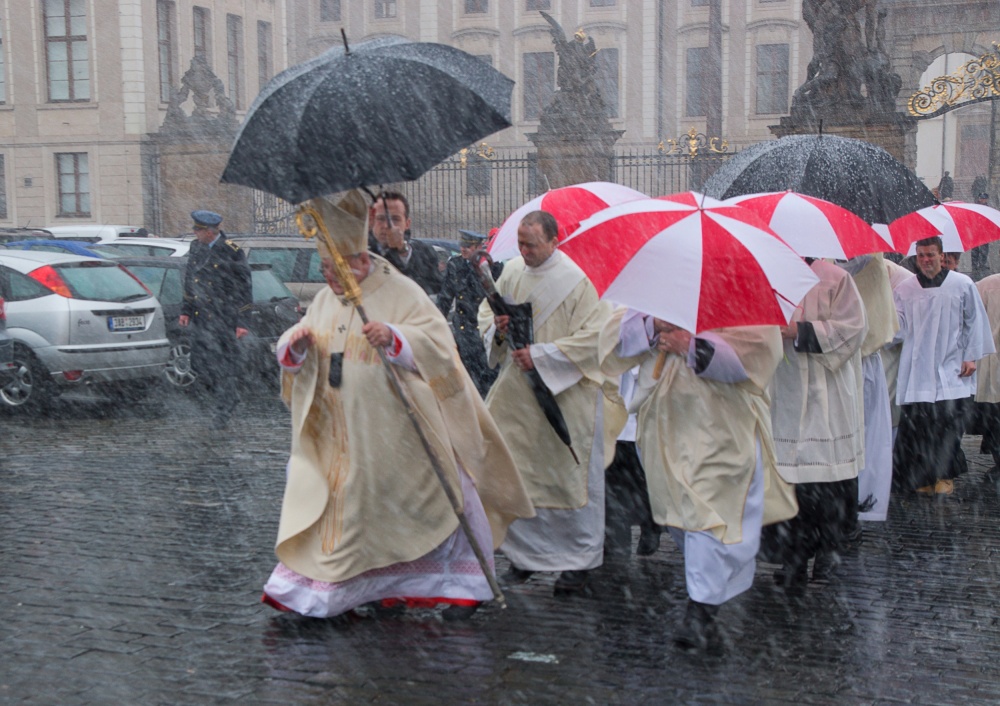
[677,22,729,35]
[452,27,501,40]
[746,18,799,32]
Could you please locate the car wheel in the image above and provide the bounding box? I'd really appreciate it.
[164,341,197,388]
[0,344,52,410]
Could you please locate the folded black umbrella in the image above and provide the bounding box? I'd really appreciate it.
[221,36,514,203]
[703,134,936,225]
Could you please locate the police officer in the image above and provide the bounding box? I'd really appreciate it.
[178,210,252,425]
[437,229,502,397]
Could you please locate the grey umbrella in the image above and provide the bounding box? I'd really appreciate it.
[703,134,936,225]
[220,35,513,203]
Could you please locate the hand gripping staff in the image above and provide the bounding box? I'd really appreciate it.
[295,204,506,608]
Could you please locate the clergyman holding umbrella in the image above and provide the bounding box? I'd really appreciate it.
[261,189,533,621]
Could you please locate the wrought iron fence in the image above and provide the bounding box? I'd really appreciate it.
[251,143,736,238]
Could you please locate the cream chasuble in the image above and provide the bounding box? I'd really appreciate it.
[770,259,868,484]
[477,250,610,509]
[976,274,1000,404]
[275,255,533,584]
[599,309,798,544]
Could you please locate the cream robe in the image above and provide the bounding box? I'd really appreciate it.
[893,270,994,404]
[275,255,533,584]
[883,261,915,427]
[976,274,1000,403]
[840,255,897,522]
[599,309,798,544]
[478,250,610,509]
[771,259,867,484]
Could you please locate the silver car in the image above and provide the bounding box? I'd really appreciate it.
[0,250,170,409]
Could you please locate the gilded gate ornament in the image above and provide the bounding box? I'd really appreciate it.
[908,44,1000,119]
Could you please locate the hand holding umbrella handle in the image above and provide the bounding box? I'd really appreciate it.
[295,205,507,608]
[652,350,667,380]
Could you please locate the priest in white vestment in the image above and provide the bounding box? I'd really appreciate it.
[893,236,994,495]
[262,190,534,620]
[599,308,797,653]
[478,210,612,595]
[838,255,897,523]
[975,274,1000,470]
[766,258,867,587]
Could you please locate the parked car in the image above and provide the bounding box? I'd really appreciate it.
[414,237,462,272]
[0,250,170,409]
[43,225,152,243]
[0,295,15,388]
[227,234,325,307]
[4,239,107,258]
[0,228,54,245]
[116,257,302,388]
[89,237,191,259]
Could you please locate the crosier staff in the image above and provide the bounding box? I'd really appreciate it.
[295,204,507,608]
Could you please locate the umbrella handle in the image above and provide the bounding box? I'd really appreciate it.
[652,350,667,380]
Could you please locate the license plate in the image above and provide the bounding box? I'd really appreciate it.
[109,315,145,332]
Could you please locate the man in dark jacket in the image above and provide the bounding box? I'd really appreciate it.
[179,210,253,425]
[437,229,503,396]
[367,191,442,296]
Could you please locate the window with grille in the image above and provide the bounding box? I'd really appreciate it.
[56,153,90,217]
[44,0,90,102]
[686,46,709,117]
[227,14,244,110]
[320,0,341,22]
[156,1,176,103]
[526,0,551,10]
[523,51,554,121]
[596,48,619,119]
[193,6,211,67]
[590,0,616,6]
[465,0,488,13]
[257,21,272,89]
[374,1,397,19]
[755,43,789,114]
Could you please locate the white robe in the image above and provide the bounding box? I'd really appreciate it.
[770,260,868,484]
[858,352,893,522]
[893,270,995,405]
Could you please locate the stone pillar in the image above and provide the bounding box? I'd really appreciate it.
[527,128,624,190]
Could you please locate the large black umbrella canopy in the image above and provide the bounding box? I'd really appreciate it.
[221,36,514,203]
[703,134,936,225]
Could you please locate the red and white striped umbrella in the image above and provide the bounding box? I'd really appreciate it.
[560,192,819,333]
[724,191,892,259]
[889,201,1000,256]
[488,181,647,261]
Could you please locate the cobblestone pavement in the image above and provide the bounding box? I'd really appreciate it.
[3,388,1000,705]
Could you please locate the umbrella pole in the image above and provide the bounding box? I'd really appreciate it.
[296,206,506,608]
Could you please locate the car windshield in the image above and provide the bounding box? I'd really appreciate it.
[252,268,296,302]
[246,248,299,282]
[55,262,151,303]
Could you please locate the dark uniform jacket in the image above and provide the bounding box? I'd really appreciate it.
[368,233,442,296]
[181,232,253,329]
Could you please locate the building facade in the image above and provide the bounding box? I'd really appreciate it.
[0,0,287,232]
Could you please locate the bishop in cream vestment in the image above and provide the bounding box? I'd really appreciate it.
[262,192,533,618]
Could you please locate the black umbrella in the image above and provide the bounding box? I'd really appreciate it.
[703,134,936,225]
[220,35,514,203]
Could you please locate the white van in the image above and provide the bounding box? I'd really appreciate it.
[42,225,152,243]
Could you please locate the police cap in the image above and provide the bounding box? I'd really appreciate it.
[459,229,487,246]
[191,210,223,228]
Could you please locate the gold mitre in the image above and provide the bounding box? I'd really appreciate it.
[308,189,370,256]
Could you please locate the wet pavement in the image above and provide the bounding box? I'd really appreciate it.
[3,387,1000,704]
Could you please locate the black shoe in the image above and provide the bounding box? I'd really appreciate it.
[500,567,534,585]
[636,526,662,556]
[811,550,841,581]
[553,569,591,596]
[774,563,809,592]
[441,602,480,621]
[673,600,722,653]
